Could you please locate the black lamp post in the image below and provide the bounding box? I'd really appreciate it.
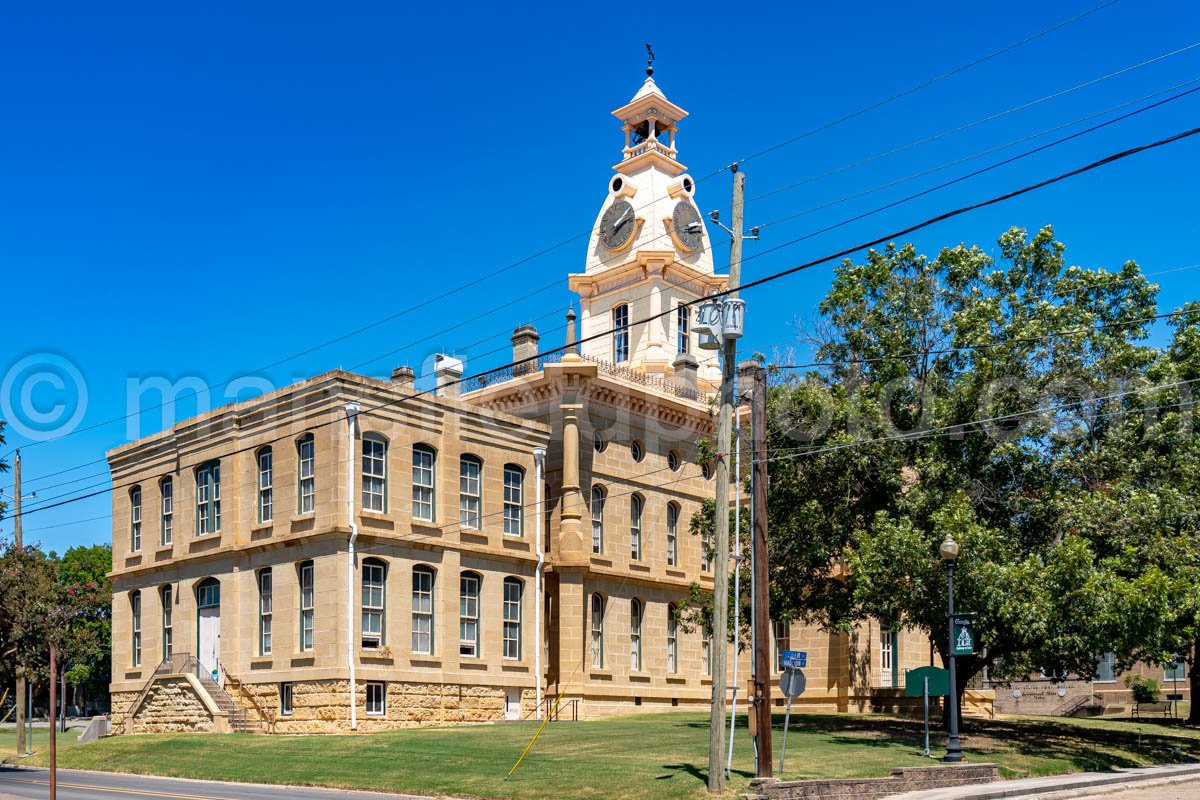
[940,533,965,763]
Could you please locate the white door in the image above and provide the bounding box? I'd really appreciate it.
[505,689,521,721]
[198,606,221,684]
[880,627,894,687]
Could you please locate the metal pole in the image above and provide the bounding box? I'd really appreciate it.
[726,410,741,780]
[944,561,964,762]
[923,677,931,757]
[50,644,57,800]
[746,360,773,776]
[13,449,25,758]
[779,692,793,777]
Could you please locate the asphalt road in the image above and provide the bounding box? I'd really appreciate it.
[1076,776,1200,799]
[0,767,440,800]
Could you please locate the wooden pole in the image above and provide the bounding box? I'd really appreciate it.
[13,449,26,757]
[708,167,744,793]
[49,643,57,800]
[749,360,773,776]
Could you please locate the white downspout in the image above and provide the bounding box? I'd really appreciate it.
[346,402,361,732]
[533,447,546,719]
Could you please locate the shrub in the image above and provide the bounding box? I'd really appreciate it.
[1124,674,1162,704]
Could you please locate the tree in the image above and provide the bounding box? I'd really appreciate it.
[57,544,112,713]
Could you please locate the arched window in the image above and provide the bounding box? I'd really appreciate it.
[630,494,643,562]
[197,577,220,608]
[256,447,273,523]
[159,477,174,546]
[503,577,523,660]
[195,461,221,536]
[666,502,680,567]
[362,558,387,648]
[297,434,316,514]
[412,444,436,522]
[258,568,273,656]
[160,585,173,660]
[130,591,142,667]
[590,593,605,668]
[459,571,481,657]
[503,464,524,537]
[412,565,435,655]
[630,598,643,671]
[630,439,644,462]
[612,304,630,362]
[459,455,482,529]
[362,435,388,513]
[667,603,679,674]
[297,561,314,652]
[591,485,606,554]
[129,486,142,552]
[677,305,690,354]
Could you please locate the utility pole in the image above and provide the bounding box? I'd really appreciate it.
[49,643,57,800]
[705,166,745,793]
[746,360,773,777]
[13,449,26,757]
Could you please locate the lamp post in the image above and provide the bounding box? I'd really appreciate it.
[940,534,964,763]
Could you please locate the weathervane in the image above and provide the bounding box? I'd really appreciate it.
[646,43,655,77]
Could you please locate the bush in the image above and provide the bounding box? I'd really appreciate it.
[1124,674,1162,704]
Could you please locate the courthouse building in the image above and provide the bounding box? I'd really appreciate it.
[108,73,931,734]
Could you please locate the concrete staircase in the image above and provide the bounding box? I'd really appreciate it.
[124,653,266,734]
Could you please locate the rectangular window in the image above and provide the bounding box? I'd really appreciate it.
[590,594,605,669]
[630,495,643,561]
[702,626,712,676]
[366,682,386,716]
[630,600,642,671]
[701,528,712,572]
[362,561,385,648]
[503,465,524,537]
[1166,658,1187,682]
[677,305,690,354]
[459,456,481,529]
[130,486,142,551]
[299,562,314,652]
[774,620,791,673]
[362,437,387,513]
[412,567,434,655]
[503,578,522,660]
[459,574,480,657]
[160,478,173,546]
[131,593,142,667]
[161,586,173,661]
[667,608,678,674]
[258,449,273,523]
[195,462,221,536]
[258,569,273,656]
[412,445,436,522]
[666,503,678,567]
[298,436,315,514]
[591,487,605,555]
[1094,652,1116,683]
[279,683,293,717]
[613,304,630,362]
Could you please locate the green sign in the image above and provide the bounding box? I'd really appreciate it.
[952,614,976,656]
[904,666,950,697]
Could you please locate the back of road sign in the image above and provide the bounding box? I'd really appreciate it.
[904,666,950,697]
[780,667,807,698]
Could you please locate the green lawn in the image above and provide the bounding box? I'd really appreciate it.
[4,713,1200,800]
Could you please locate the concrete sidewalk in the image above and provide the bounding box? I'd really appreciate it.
[891,763,1200,799]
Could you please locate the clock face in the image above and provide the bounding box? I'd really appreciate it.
[599,199,636,250]
[672,201,703,252]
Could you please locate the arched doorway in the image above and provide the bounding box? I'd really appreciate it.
[196,578,221,684]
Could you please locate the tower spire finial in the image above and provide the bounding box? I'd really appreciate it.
[645,43,655,77]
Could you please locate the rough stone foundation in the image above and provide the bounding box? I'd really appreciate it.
[127,677,215,734]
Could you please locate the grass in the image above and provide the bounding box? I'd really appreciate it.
[3,712,1200,799]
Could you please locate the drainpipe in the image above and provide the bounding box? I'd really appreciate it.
[533,447,547,719]
[346,402,361,732]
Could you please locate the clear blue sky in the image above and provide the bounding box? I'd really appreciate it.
[3,0,1200,552]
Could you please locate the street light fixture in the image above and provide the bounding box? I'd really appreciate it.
[940,534,965,763]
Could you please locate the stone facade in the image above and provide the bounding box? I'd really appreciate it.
[127,677,215,734]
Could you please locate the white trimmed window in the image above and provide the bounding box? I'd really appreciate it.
[591,485,606,554]
[613,304,630,362]
[258,569,273,656]
[195,461,221,535]
[298,561,314,652]
[159,477,173,546]
[677,304,690,354]
[630,598,643,671]
[667,604,678,674]
[459,572,480,657]
[412,444,436,522]
[130,591,142,667]
[412,566,435,655]
[362,435,387,513]
[459,455,482,529]
[503,578,523,660]
[257,447,273,523]
[590,593,605,669]
[279,683,293,716]
[366,682,386,716]
[362,559,386,648]
[702,625,712,676]
[160,585,173,660]
[630,494,643,561]
[129,486,142,551]
[503,464,524,537]
[297,434,315,514]
[666,502,679,567]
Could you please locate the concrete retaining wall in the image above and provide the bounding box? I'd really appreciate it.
[747,763,999,799]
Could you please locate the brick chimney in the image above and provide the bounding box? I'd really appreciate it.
[434,355,464,398]
[512,325,540,375]
[391,365,415,389]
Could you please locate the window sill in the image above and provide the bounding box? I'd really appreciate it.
[502,538,531,552]
[411,657,442,667]
[589,669,614,680]
[666,675,687,684]
[290,653,315,667]
[630,673,651,683]
[590,556,614,568]
[665,568,686,579]
[502,662,530,672]
[629,563,651,573]
[124,554,143,567]
[360,651,393,664]
[461,530,488,545]
[460,660,488,670]
[249,657,273,669]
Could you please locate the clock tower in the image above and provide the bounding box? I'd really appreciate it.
[568,69,726,385]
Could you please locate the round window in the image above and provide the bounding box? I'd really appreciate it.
[611,176,624,194]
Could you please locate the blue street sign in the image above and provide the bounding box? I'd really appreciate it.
[781,650,807,669]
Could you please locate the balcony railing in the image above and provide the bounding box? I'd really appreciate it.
[464,353,705,402]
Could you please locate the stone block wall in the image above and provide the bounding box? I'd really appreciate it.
[128,677,215,733]
[748,763,998,800]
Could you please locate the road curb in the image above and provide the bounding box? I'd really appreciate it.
[889,763,1200,799]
